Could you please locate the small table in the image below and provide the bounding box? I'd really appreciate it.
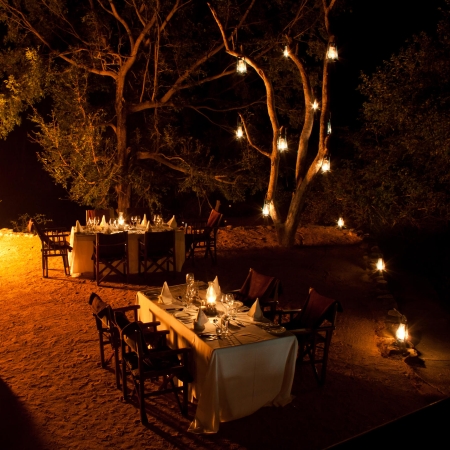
[136,286,298,433]
[69,227,185,276]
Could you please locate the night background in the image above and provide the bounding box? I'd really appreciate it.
[0,0,446,229]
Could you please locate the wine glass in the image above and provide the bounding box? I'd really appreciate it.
[136,215,141,227]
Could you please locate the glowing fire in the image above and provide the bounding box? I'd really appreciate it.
[206,283,217,305]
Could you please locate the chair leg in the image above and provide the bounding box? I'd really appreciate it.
[99,331,106,367]
[42,253,48,278]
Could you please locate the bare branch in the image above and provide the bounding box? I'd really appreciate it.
[238,113,271,158]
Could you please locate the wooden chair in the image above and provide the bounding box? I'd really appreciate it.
[138,230,176,275]
[28,218,72,278]
[86,209,113,225]
[121,321,192,424]
[88,292,160,389]
[274,288,343,385]
[231,268,281,318]
[93,231,129,285]
[184,209,223,264]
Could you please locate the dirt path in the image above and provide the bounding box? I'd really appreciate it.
[0,226,447,449]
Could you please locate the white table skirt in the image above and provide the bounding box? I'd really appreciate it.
[136,289,298,433]
[69,228,185,276]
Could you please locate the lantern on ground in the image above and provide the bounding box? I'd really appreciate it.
[236,119,244,139]
[327,42,338,61]
[277,129,288,151]
[262,200,270,218]
[322,155,331,173]
[376,258,385,272]
[283,46,289,57]
[337,217,344,229]
[312,100,319,111]
[236,57,247,75]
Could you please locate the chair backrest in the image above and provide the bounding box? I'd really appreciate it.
[88,292,115,328]
[95,231,128,259]
[143,230,175,257]
[29,218,50,245]
[86,209,112,224]
[238,268,281,304]
[296,288,342,329]
[206,209,223,228]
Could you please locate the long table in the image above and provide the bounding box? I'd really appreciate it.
[136,286,298,433]
[69,227,185,276]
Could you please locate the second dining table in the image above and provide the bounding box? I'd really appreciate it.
[136,284,298,433]
[68,226,186,276]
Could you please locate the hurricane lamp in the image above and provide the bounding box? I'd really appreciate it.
[236,57,247,75]
[327,42,338,60]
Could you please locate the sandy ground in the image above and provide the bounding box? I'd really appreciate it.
[0,225,449,450]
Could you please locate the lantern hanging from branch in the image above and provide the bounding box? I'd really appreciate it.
[236,56,247,75]
[277,129,288,151]
[312,100,319,111]
[236,119,244,139]
[262,200,270,218]
[321,155,331,173]
[337,217,344,229]
[283,46,289,57]
[327,42,338,61]
[327,119,332,135]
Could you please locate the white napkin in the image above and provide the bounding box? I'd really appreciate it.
[100,215,107,227]
[75,220,82,233]
[167,215,177,229]
[145,221,151,231]
[160,282,173,304]
[213,276,221,298]
[247,298,264,321]
[195,308,208,328]
[141,214,148,227]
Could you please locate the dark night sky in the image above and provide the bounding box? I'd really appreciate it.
[0,0,445,229]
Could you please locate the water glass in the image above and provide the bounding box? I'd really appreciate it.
[221,317,229,336]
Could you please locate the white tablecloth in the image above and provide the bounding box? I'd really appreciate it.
[136,287,298,433]
[69,228,185,276]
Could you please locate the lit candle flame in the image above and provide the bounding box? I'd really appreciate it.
[236,58,247,74]
[327,43,338,60]
[236,126,243,138]
[277,136,288,151]
[376,258,385,272]
[312,100,319,111]
[283,46,289,57]
[262,202,270,217]
[322,158,331,172]
[337,217,344,228]
[206,284,217,305]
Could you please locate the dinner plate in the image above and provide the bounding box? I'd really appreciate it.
[174,312,193,320]
[266,326,286,335]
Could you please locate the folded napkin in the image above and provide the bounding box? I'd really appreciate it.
[213,276,221,298]
[160,282,173,304]
[167,215,177,229]
[194,308,208,330]
[100,215,107,227]
[75,220,82,233]
[141,214,148,227]
[145,221,151,231]
[247,298,264,321]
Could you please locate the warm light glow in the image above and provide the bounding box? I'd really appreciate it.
[327,120,332,135]
[236,125,244,139]
[262,201,270,217]
[236,57,247,75]
[206,283,217,305]
[312,100,319,111]
[396,323,408,342]
[277,135,288,151]
[283,46,289,57]
[376,258,385,272]
[327,42,338,60]
[118,212,125,226]
[322,157,331,172]
[337,217,344,229]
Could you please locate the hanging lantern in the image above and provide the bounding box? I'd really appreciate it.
[396,322,408,343]
[262,200,270,217]
[236,119,244,139]
[312,100,319,111]
[322,155,331,173]
[236,57,247,75]
[283,46,289,57]
[327,119,332,135]
[277,129,288,151]
[327,42,338,61]
[337,217,344,229]
[376,258,385,272]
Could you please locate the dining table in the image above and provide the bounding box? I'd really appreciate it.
[68,225,185,276]
[135,284,298,434]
